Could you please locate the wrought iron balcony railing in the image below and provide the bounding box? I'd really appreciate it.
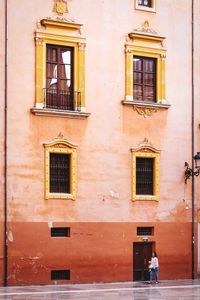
[43,89,82,111]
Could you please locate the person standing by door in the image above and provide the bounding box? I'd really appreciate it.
[149,251,159,283]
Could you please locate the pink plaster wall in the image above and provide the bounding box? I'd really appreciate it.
[4,0,194,223]
[0,0,199,285]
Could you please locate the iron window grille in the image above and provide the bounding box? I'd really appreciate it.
[136,157,154,195]
[133,56,156,102]
[50,153,70,194]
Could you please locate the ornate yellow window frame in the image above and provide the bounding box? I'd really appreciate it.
[131,140,160,201]
[44,138,77,200]
[35,19,86,111]
[124,22,167,105]
[135,0,156,13]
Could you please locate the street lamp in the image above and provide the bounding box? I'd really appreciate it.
[185,152,200,183]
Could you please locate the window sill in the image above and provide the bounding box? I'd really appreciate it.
[45,193,76,200]
[122,100,170,109]
[135,7,156,13]
[122,100,170,117]
[133,195,158,201]
[31,107,90,119]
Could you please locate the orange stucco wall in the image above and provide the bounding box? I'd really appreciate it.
[0,0,200,285]
[7,222,196,285]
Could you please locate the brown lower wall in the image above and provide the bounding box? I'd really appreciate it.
[0,222,197,285]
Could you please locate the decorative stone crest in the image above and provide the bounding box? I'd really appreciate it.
[133,20,158,35]
[53,0,68,15]
[131,138,160,154]
[57,132,64,139]
[133,105,157,118]
[140,138,152,146]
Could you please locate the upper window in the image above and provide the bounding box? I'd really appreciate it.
[33,19,89,118]
[131,140,160,201]
[44,138,77,200]
[46,45,76,110]
[124,22,167,107]
[135,0,156,12]
[138,0,152,7]
[133,56,156,102]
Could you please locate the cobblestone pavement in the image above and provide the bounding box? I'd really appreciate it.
[0,279,199,299]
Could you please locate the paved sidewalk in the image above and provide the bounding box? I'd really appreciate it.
[0,279,199,299]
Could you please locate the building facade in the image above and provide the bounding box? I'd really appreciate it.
[0,0,200,285]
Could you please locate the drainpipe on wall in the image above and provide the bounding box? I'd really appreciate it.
[4,0,8,286]
[191,0,195,280]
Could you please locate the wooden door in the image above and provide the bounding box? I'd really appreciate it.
[133,242,153,281]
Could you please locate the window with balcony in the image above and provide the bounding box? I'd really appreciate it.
[44,138,77,200]
[46,45,76,111]
[131,140,160,201]
[32,19,90,118]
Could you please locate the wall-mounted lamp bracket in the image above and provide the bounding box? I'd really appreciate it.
[185,161,200,184]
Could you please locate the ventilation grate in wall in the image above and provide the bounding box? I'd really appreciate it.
[51,227,70,237]
[137,227,154,236]
[51,270,70,280]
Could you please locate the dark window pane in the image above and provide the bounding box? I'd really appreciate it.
[60,79,70,91]
[133,85,143,100]
[136,158,154,195]
[50,153,70,193]
[47,47,57,62]
[46,79,57,90]
[144,73,155,86]
[138,0,152,7]
[144,86,154,101]
[143,58,155,72]
[133,56,156,102]
[60,65,70,80]
[134,72,143,85]
[46,45,74,110]
[46,64,57,79]
[133,57,142,71]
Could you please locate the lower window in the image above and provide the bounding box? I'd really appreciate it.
[50,153,70,194]
[131,142,160,201]
[44,139,77,200]
[136,157,154,195]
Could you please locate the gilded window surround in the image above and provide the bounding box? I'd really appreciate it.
[33,18,87,113]
[123,25,169,113]
[131,141,160,201]
[44,138,77,200]
[135,0,156,13]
